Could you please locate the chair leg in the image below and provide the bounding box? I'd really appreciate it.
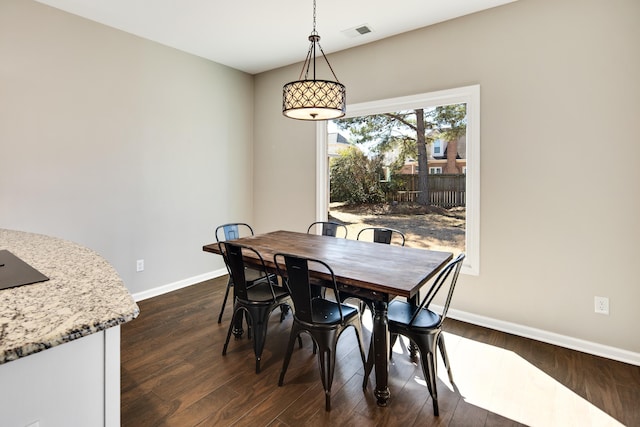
[279,323,301,386]
[217,278,233,323]
[251,306,271,374]
[318,347,337,411]
[350,316,367,380]
[315,328,339,412]
[279,304,290,322]
[427,351,439,416]
[418,346,439,416]
[352,321,367,367]
[389,333,399,359]
[437,333,454,384]
[348,318,367,391]
[222,306,240,356]
[362,336,375,390]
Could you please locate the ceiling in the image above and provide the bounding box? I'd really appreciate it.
[35,0,516,75]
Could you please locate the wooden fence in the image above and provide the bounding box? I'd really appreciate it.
[385,174,466,208]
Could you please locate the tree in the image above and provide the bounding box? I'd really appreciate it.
[335,104,466,206]
[330,146,385,204]
[335,109,431,203]
[429,104,467,174]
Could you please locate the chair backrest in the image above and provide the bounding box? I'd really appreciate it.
[219,241,276,302]
[215,223,254,242]
[411,253,465,328]
[274,253,344,324]
[356,227,405,246]
[306,221,348,238]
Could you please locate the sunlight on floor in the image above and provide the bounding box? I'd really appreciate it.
[436,333,624,426]
[361,313,624,426]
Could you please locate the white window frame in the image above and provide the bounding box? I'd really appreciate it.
[316,84,480,276]
[429,167,443,174]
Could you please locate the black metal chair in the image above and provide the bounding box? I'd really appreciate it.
[306,221,348,238]
[356,227,405,246]
[220,242,293,374]
[340,227,407,314]
[215,223,276,323]
[274,253,366,412]
[306,221,347,299]
[363,253,465,416]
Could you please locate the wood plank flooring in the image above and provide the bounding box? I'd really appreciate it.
[121,277,640,426]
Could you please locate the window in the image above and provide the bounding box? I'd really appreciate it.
[432,140,443,156]
[316,85,480,275]
[429,167,443,174]
[380,167,391,182]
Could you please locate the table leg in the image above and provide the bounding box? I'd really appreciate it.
[372,300,391,406]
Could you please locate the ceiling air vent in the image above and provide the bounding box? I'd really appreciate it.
[341,24,374,38]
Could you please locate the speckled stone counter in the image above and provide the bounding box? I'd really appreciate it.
[0,228,139,364]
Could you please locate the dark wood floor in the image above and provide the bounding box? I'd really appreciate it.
[121,277,640,426]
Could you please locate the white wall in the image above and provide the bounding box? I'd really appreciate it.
[0,0,254,295]
[253,0,640,355]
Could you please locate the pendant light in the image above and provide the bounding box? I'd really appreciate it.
[282,0,346,121]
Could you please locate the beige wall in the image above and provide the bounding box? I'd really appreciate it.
[0,0,254,294]
[1,0,637,357]
[253,0,640,354]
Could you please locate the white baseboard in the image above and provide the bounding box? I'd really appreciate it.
[131,268,227,302]
[131,276,640,367]
[440,306,640,367]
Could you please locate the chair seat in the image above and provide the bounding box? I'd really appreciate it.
[244,281,290,303]
[388,300,441,330]
[307,298,359,325]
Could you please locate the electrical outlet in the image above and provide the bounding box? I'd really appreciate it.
[136,259,144,272]
[594,296,609,315]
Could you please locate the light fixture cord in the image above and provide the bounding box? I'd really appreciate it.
[312,0,317,34]
[317,41,340,83]
[311,0,317,80]
[297,0,341,83]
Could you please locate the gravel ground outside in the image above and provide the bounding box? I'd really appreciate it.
[329,202,466,254]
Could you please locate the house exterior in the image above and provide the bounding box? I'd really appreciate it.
[399,134,467,175]
[327,132,351,158]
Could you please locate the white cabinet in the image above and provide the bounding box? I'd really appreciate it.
[0,327,121,427]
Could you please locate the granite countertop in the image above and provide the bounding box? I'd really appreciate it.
[0,229,139,364]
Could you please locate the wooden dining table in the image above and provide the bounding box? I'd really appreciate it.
[203,230,453,406]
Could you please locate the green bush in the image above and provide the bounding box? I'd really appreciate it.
[330,146,385,204]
